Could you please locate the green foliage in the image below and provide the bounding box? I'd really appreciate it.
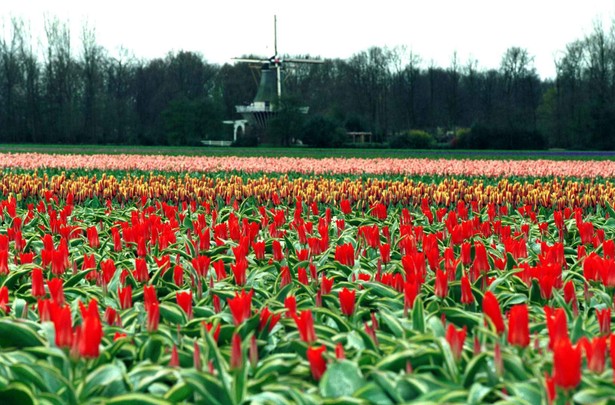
[266,97,306,146]
[344,115,368,132]
[389,130,435,149]
[1,176,615,403]
[453,124,547,150]
[162,97,223,146]
[320,361,366,398]
[2,17,615,149]
[301,115,347,148]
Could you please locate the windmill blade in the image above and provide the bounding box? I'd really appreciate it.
[232,58,269,64]
[284,58,325,64]
[274,15,278,56]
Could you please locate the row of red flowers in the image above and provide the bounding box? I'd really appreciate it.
[0,186,613,402]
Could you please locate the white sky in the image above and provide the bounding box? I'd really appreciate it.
[1,0,614,79]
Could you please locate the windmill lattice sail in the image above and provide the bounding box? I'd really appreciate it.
[233,16,322,128]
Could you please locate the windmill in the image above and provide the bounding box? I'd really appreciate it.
[233,16,323,128]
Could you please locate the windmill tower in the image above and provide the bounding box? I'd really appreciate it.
[234,16,323,128]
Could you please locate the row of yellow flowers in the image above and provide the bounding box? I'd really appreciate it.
[1,172,614,209]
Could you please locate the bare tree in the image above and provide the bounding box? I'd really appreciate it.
[0,18,25,142]
[43,17,79,143]
[81,23,106,144]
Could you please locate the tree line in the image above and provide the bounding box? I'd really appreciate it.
[0,17,614,149]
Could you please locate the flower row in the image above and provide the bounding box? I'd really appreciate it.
[0,172,613,210]
[3,152,615,177]
[0,192,614,403]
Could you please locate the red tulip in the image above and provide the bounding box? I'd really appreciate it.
[579,336,606,374]
[336,219,345,235]
[610,334,615,383]
[19,252,34,264]
[339,288,356,316]
[335,343,345,359]
[334,243,355,267]
[86,226,100,248]
[578,221,594,245]
[364,321,378,346]
[143,285,158,309]
[604,239,615,259]
[482,291,505,334]
[210,260,227,282]
[538,274,555,300]
[172,265,184,286]
[583,252,600,281]
[292,310,316,343]
[297,249,309,262]
[272,240,284,261]
[320,274,334,295]
[545,373,556,405]
[340,199,352,215]
[258,307,281,332]
[154,255,171,275]
[306,345,327,381]
[371,203,387,220]
[596,308,611,336]
[203,322,221,343]
[118,285,132,309]
[471,241,490,275]
[47,278,65,306]
[231,258,248,286]
[52,304,73,348]
[82,254,97,279]
[460,275,474,305]
[379,243,391,264]
[191,255,210,278]
[176,291,193,320]
[461,242,472,266]
[284,295,297,317]
[133,258,150,282]
[563,280,576,304]
[279,266,292,288]
[404,280,419,313]
[79,300,102,358]
[31,268,45,298]
[104,307,118,326]
[507,304,530,347]
[38,298,51,322]
[434,270,448,299]
[443,247,459,274]
[111,227,122,251]
[227,290,253,325]
[552,338,581,390]
[169,344,180,368]
[445,324,467,361]
[544,306,568,349]
[0,250,8,276]
[100,259,116,285]
[251,241,266,260]
[230,333,243,369]
[297,267,309,285]
[249,335,258,368]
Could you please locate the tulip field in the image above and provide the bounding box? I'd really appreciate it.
[1,152,615,404]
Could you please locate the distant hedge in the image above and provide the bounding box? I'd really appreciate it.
[453,125,547,150]
[389,130,435,149]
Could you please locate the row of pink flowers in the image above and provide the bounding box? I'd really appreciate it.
[2,153,615,177]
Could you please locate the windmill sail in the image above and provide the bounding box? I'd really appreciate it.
[233,16,323,128]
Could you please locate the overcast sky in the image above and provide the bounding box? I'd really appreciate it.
[1,0,614,79]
